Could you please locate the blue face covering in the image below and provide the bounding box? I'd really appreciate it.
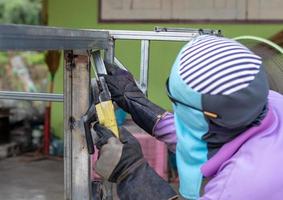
[169,46,209,199]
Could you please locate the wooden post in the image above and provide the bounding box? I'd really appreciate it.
[64,50,91,200]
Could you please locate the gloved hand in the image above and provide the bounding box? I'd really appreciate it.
[103,62,167,135]
[94,124,178,200]
[94,123,144,182]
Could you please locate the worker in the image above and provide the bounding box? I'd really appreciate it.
[93,35,283,200]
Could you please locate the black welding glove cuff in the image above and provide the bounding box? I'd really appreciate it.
[103,62,166,134]
[117,162,178,200]
[122,94,166,135]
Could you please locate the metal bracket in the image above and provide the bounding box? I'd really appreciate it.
[198,28,222,36]
[155,26,222,36]
[65,50,76,71]
[68,116,76,130]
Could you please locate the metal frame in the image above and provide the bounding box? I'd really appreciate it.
[0,24,219,200]
[0,24,109,50]
[0,24,110,200]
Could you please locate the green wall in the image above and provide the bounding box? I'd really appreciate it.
[48,0,283,138]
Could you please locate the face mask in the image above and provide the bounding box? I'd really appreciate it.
[168,53,209,199]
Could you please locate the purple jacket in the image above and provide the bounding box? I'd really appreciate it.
[154,91,283,199]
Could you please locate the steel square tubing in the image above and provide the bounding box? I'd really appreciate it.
[0,24,109,51]
[0,91,63,102]
[140,40,150,95]
[108,30,198,41]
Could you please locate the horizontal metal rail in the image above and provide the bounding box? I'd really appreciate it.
[106,27,220,41]
[0,91,63,102]
[154,27,222,36]
[83,29,205,41]
[0,24,109,50]
[0,24,221,51]
[108,30,199,41]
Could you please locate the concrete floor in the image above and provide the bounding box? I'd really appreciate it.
[0,155,64,200]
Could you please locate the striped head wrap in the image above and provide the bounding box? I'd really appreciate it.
[179,35,262,95]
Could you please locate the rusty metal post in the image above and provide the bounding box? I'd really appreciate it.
[64,50,91,200]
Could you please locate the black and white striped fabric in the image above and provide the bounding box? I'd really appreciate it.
[179,35,262,95]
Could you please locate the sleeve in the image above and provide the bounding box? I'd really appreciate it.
[153,112,177,152]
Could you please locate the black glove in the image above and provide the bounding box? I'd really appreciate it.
[94,123,144,182]
[103,62,166,134]
[94,124,178,200]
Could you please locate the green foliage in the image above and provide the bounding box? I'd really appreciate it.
[22,52,45,65]
[0,53,7,76]
[0,0,42,24]
[0,51,45,69]
[0,52,8,65]
[0,0,44,80]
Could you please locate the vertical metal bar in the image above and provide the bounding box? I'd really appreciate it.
[64,50,91,200]
[91,51,107,74]
[140,40,150,95]
[104,37,115,64]
[72,51,91,200]
[64,50,72,200]
[102,36,115,200]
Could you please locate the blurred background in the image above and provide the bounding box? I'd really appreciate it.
[0,0,282,199]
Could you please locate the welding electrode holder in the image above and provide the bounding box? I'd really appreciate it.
[83,50,120,155]
[82,103,97,155]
